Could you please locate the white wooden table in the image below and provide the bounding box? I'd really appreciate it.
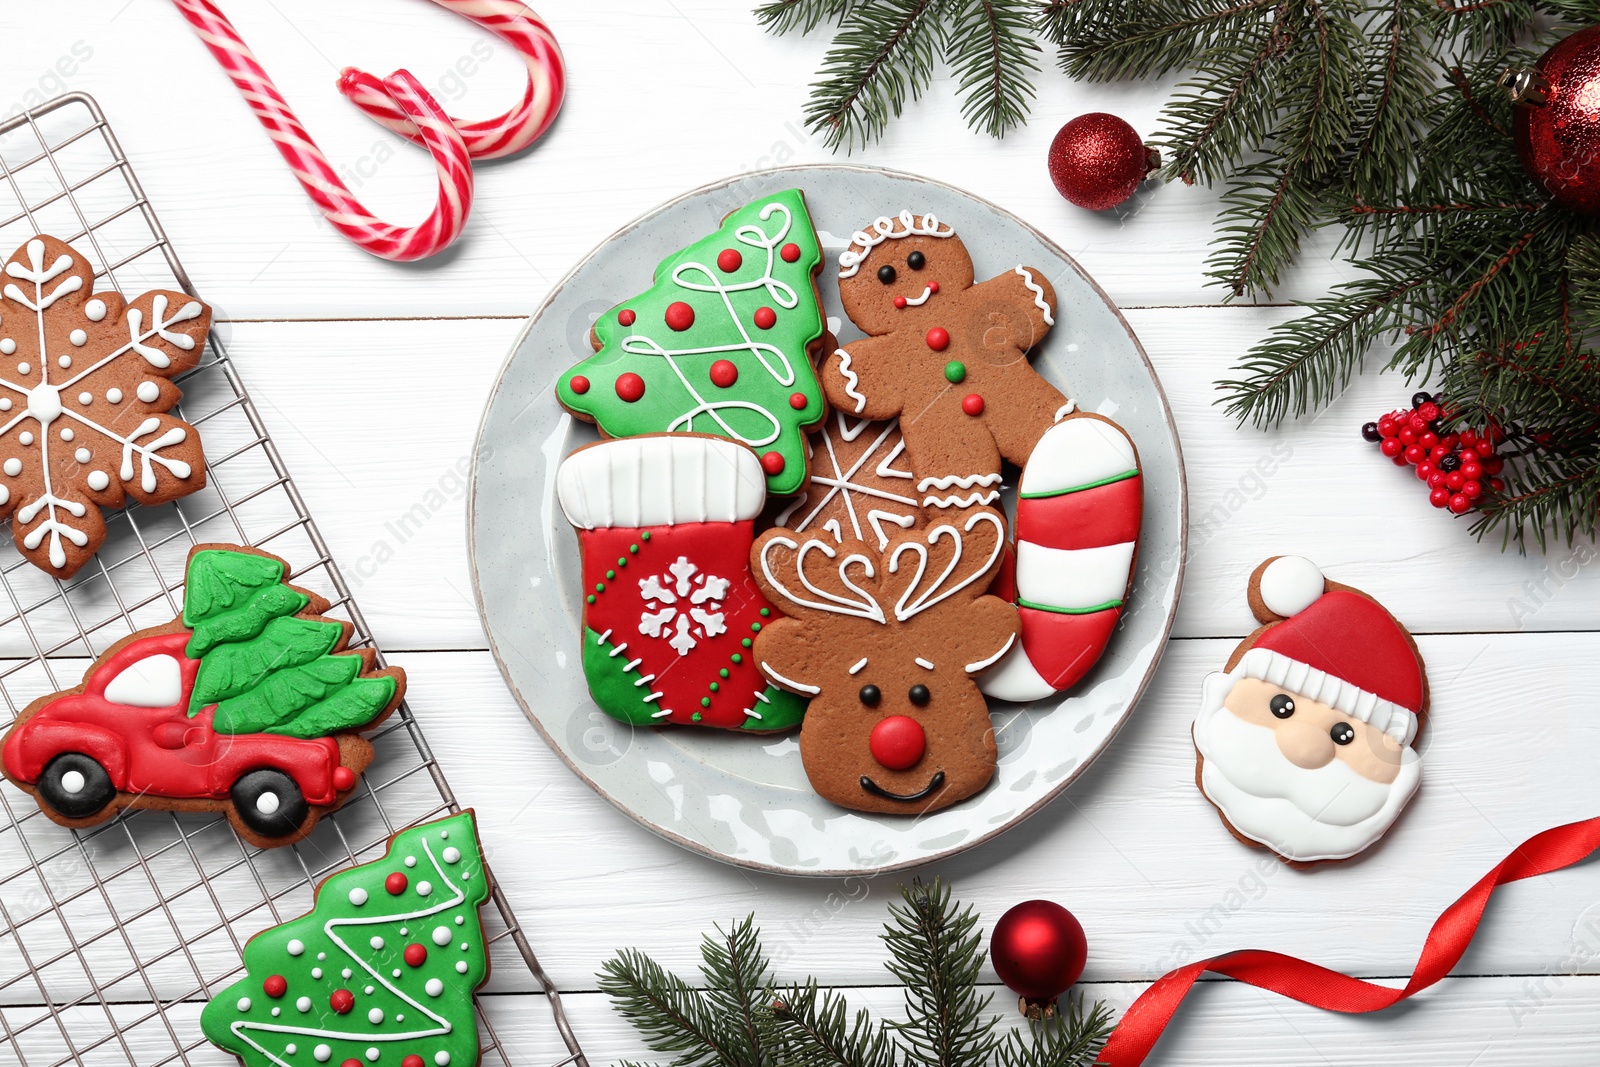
[10,3,1600,1065]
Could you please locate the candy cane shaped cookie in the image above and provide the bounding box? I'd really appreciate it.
[171,0,479,261]
[338,0,566,159]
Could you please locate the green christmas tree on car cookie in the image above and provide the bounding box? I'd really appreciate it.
[554,188,829,496]
[202,812,491,1067]
[0,543,404,848]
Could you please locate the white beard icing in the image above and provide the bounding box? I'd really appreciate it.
[1193,670,1421,862]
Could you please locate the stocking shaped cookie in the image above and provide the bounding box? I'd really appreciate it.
[1192,556,1428,864]
[557,434,807,732]
[823,212,1142,702]
[750,508,1019,814]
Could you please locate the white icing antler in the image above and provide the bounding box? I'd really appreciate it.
[887,510,1004,622]
[837,211,955,279]
[758,533,886,624]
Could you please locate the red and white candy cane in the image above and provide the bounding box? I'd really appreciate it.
[338,0,565,159]
[170,0,564,261]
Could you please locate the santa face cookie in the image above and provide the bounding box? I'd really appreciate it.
[0,235,210,576]
[553,189,828,496]
[556,434,807,732]
[1192,556,1427,864]
[750,508,1019,814]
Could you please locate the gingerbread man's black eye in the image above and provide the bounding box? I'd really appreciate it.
[859,685,881,707]
[908,684,930,707]
[1330,721,1355,745]
[906,250,926,270]
[877,264,897,285]
[1269,694,1295,719]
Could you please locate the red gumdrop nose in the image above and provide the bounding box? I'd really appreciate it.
[869,715,926,771]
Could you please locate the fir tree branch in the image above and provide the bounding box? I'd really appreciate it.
[882,879,997,1067]
[755,0,860,34]
[700,918,778,1067]
[947,0,1040,137]
[769,983,900,1067]
[801,0,947,151]
[598,949,738,1067]
[993,997,1114,1067]
[1045,0,1277,81]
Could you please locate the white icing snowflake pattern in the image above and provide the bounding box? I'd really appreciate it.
[637,555,729,655]
[0,236,209,575]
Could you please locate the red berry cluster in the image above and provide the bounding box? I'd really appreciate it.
[1362,392,1505,515]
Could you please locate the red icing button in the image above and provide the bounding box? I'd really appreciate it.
[760,451,785,475]
[329,989,355,1015]
[753,306,777,329]
[961,394,985,417]
[709,360,739,387]
[403,1058,425,1067]
[343,1060,363,1067]
[385,872,408,895]
[869,715,926,771]
[893,296,907,309]
[929,281,940,293]
[615,373,646,402]
[717,248,743,273]
[404,943,428,967]
[926,327,950,351]
[665,301,695,331]
[780,242,801,262]
[569,375,590,395]
[263,975,287,999]
[332,765,356,791]
[617,308,636,326]
[788,392,808,410]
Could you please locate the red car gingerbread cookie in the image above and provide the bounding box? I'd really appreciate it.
[1192,556,1428,864]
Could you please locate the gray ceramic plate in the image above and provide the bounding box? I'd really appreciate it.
[468,165,1186,876]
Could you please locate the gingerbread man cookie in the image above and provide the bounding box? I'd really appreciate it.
[1192,556,1428,865]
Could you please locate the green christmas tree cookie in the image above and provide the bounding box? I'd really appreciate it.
[202,812,491,1067]
[554,188,828,496]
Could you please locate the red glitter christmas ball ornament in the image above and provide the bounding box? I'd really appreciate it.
[1047,113,1160,211]
[990,900,1088,1018]
[1504,26,1600,214]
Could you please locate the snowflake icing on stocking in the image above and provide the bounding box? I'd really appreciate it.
[0,236,209,575]
[637,555,729,655]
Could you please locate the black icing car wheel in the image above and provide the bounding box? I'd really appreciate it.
[36,752,115,820]
[230,769,309,839]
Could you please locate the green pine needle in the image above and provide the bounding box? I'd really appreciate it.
[802,0,947,151]
[600,880,1114,1067]
[946,0,1041,138]
[755,0,861,34]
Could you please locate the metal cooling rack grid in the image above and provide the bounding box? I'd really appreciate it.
[0,93,586,1067]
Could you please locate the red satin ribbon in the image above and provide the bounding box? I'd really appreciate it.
[1100,816,1600,1066]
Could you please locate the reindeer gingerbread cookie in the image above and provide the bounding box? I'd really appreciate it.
[819,212,1143,702]
[750,507,1019,814]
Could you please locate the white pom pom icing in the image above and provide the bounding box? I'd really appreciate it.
[1258,555,1325,618]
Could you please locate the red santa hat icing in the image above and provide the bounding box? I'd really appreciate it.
[1235,556,1423,747]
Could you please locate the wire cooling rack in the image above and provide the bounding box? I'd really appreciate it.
[0,94,587,1067]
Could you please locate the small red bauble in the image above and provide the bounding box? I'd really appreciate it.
[263,975,288,998]
[961,394,986,417]
[386,872,408,895]
[617,309,636,326]
[990,900,1088,1016]
[1047,113,1158,212]
[329,989,355,1015]
[404,943,428,967]
[868,715,926,771]
[568,375,590,395]
[709,359,739,388]
[615,373,646,402]
[760,451,785,475]
[788,392,808,410]
[926,327,950,351]
[717,248,742,273]
[753,306,777,330]
[1507,26,1600,213]
[780,242,801,262]
[332,765,356,791]
[665,301,695,331]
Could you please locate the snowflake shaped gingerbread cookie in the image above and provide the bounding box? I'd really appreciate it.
[638,555,729,655]
[0,236,209,576]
